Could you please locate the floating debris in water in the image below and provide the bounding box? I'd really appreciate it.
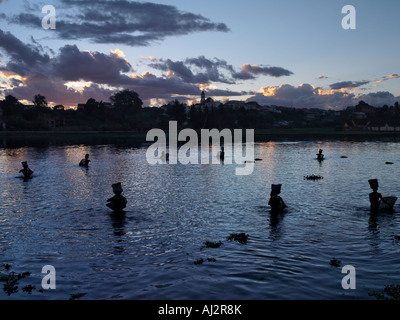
[69,293,87,300]
[329,258,341,268]
[194,257,216,265]
[369,284,400,300]
[341,156,348,158]
[304,175,323,180]
[22,284,36,294]
[255,158,263,161]
[3,264,11,271]
[0,270,31,296]
[202,241,223,249]
[226,233,249,244]
[386,162,394,165]
[394,235,400,241]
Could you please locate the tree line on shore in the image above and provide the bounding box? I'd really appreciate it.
[0,89,399,131]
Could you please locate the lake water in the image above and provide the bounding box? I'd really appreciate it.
[1,136,400,300]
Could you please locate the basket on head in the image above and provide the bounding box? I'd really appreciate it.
[112,182,123,193]
[271,184,282,194]
[368,179,379,190]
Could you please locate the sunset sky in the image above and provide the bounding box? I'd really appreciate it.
[0,0,399,109]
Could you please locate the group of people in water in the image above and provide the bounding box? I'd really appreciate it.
[19,154,127,213]
[266,148,396,213]
[18,148,396,214]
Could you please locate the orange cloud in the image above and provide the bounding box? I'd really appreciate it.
[198,83,217,91]
[110,48,126,58]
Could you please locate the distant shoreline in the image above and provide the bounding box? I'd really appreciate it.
[1,128,400,142]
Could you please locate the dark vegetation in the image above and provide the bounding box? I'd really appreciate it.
[1,90,399,133]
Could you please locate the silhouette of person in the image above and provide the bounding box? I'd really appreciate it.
[368,179,388,213]
[19,161,33,179]
[268,184,287,212]
[107,182,127,212]
[317,149,324,161]
[79,154,90,167]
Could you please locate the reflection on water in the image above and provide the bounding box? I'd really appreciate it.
[0,137,400,299]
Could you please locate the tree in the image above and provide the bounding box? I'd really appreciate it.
[1,95,23,116]
[166,100,186,124]
[110,89,143,114]
[84,98,99,114]
[33,94,48,109]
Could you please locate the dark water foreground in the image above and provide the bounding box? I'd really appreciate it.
[0,136,400,300]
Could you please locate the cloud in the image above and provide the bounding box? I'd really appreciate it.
[149,56,237,84]
[248,83,400,109]
[238,64,294,78]
[0,30,222,106]
[149,57,293,85]
[8,0,230,47]
[330,80,370,90]
[0,29,50,76]
[356,91,400,107]
[374,74,400,83]
[7,73,116,107]
[3,27,396,109]
[50,45,133,85]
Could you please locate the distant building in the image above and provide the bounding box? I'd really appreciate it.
[243,101,260,110]
[53,105,64,111]
[344,119,370,131]
[223,100,245,109]
[43,114,68,129]
[351,111,367,120]
[367,120,400,132]
[100,102,114,109]
[355,103,375,114]
[200,91,205,105]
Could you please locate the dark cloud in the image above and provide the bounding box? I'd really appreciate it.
[239,64,294,77]
[0,29,50,76]
[50,44,133,85]
[206,88,252,97]
[330,80,369,90]
[358,91,400,106]
[0,30,204,106]
[232,71,256,80]
[149,56,237,84]
[149,57,292,85]
[6,73,116,106]
[248,83,400,109]
[8,0,230,47]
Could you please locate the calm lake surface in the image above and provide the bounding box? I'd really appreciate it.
[1,136,400,300]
